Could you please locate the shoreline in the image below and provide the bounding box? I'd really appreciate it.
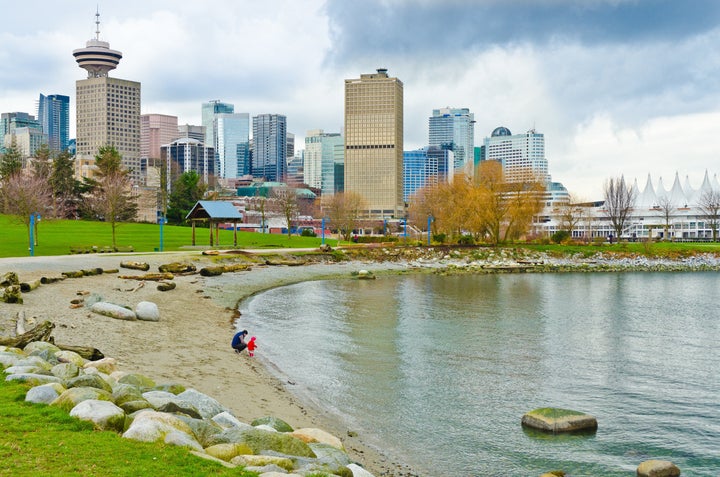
[2,247,720,476]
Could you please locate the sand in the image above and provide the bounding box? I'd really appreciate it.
[0,251,418,477]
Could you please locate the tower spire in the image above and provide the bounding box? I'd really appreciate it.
[95,7,101,41]
[73,10,122,78]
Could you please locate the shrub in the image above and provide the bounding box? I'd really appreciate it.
[300,228,317,237]
[551,230,571,244]
[457,234,475,245]
[432,233,447,244]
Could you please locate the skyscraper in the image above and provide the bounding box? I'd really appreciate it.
[344,68,404,218]
[0,112,42,155]
[403,146,452,202]
[141,114,178,160]
[483,127,549,183]
[37,94,70,153]
[252,114,287,182]
[305,129,343,195]
[202,100,234,152]
[428,107,474,176]
[74,12,141,183]
[161,138,215,187]
[215,113,250,179]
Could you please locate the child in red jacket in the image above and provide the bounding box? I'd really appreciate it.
[247,336,257,357]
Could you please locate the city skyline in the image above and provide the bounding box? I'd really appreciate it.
[2,1,720,199]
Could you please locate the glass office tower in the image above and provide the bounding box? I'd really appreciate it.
[215,113,250,178]
[252,114,287,182]
[38,94,70,153]
[428,107,474,175]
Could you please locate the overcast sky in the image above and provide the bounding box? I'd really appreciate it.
[2,0,720,199]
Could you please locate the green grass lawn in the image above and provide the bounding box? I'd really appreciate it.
[0,377,254,477]
[0,215,327,258]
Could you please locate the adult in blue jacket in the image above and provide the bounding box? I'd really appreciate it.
[232,329,248,353]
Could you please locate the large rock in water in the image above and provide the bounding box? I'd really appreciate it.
[521,408,597,433]
[636,460,681,477]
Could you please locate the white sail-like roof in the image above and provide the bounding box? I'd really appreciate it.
[637,173,658,208]
[669,172,688,208]
[713,173,720,193]
[630,177,640,205]
[682,174,697,205]
[696,170,714,202]
[656,176,668,202]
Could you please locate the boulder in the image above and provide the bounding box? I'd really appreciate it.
[69,399,126,432]
[51,362,80,380]
[189,450,236,468]
[347,463,376,477]
[135,301,160,322]
[90,302,137,321]
[521,408,597,433]
[176,388,228,419]
[16,356,54,371]
[307,443,353,470]
[212,411,249,429]
[6,373,63,386]
[118,373,156,389]
[251,416,294,432]
[5,365,49,375]
[152,383,186,394]
[51,386,113,413]
[292,428,344,450]
[0,351,23,369]
[122,410,202,451]
[65,374,113,393]
[156,402,202,420]
[204,442,254,462]
[25,382,66,404]
[142,390,182,408]
[231,454,294,471]
[120,399,154,414]
[24,341,61,355]
[84,357,118,375]
[208,427,316,458]
[112,383,145,405]
[636,460,681,477]
[55,350,87,367]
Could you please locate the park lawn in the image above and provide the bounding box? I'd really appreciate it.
[0,215,324,258]
[0,377,254,477]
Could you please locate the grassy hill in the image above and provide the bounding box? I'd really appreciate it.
[0,215,326,258]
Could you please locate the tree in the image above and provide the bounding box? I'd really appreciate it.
[94,145,124,178]
[556,194,586,237]
[0,172,54,246]
[31,143,53,180]
[0,136,23,180]
[603,176,636,241]
[655,196,676,241]
[697,190,720,241]
[50,150,81,218]
[84,172,138,247]
[271,186,299,238]
[167,171,207,224]
[323,192,366,241]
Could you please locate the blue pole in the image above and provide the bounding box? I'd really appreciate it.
[159,216,165,252]
[403,218,407,238]
[383,219,387,236]
[427,215,432,245]
[321,217,326,245]
[29,214,35,256]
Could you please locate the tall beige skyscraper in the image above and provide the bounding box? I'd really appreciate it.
[344,68,404,218]
[73,12,141,184]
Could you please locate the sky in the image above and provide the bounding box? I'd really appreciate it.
[2,0,720,200]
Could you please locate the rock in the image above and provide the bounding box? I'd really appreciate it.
[120,261,150,271]
[204,442,254,462]
[84,357,117,375]
[51,362,80,380]
[157,281,176,291]
[0,351,23,369]
[0,271,19,287]
[521,408,598,433]
[5,365,49,375]
[232,455,294,471]
[636,460,681,477]
[69,399,126,432]
[24,341,61,355]
[51,386,113,413]
[213,411,249,429]
[156,402,202,420]
[120,399,154,414]
[122,410,203,451]
[55,350,87,367]
[307,443,353,469]
[6,373,63,386]
[347,463,376,477]
[25,382,66,404]
[251,416,294,432]
[152,383,185,394]
[176,388,228,419]
[135,301,160,321]
[175,416,224,448]
[142,390,179,408]
[118,373,156,390]
[540,472,566,477]
[2,285,23,304]
[188,450,236,468]
[208,427,316,458]
[112,383,145,405]
[65,374,113,393]
[292,428,344,450]
[90,302,137,321]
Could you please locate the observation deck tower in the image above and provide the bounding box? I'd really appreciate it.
[72,11,122,78]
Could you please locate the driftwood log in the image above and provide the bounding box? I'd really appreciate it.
[20,280,41,292]
[157,281,176,291]
[199,263,251,276]
[0,320,104,360]
[120,261,150,271]
[119,272,174,281]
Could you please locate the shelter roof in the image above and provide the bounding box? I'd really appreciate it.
[185,201,242,220]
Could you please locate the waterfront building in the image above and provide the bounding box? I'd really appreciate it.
[141,114,178,160]
[403,146,453,202]
[344,68,404,218]
[73,12,141,183]
[37,94,70,153]
[483,126,549,184]
[202,100,234,152]
[160,137,215,189]
[429,107,474,176]
[304,129,344,195]
[215,113,250,179]
[252,114,287,182]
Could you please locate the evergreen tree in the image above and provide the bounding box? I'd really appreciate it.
[167,171,207,224]
[94,145,124,178]
[0,136,23,180]
[31,143,53,181]
[50,150,81,217]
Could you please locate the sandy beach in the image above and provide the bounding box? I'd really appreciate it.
[0,251,416,477]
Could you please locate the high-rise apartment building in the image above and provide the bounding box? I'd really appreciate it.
[215,113,250,179]
[305,129,343,195]
[482,126,549,183]
[141,114,178,160]
[429,107,474,176]
[252,114,287,182]
[161,138,215,188]
[202,100,234,152]
[37,94,70,153]
[344,68,404,218]
[0,112,42,154]
[178,124,205,143]
[73,13,141,183]
[403,146,453,202]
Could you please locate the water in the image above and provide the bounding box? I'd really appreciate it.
[240,272,720,476]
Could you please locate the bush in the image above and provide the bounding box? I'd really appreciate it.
[432,233,447,244]
[457,234,475,245]
[300,228,316,237]
[551,230,571,244]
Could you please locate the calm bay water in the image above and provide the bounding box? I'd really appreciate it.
[240,272,720,476]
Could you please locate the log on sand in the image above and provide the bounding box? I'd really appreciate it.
[0,321,104,360]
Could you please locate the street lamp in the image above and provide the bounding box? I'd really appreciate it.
[29,213,40,256]
[158,214,167,252]
[427,215,434,246]
[321,217,326,245]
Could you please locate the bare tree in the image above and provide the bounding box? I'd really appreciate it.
[697,190,720,241]
[603,176,636,241]
[84,172,138,248]
[655,196,676,241]
[0,172,55,246]
[323,192,366,241]
[271,186,299,238]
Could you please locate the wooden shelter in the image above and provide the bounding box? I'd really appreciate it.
[185,201,243,247]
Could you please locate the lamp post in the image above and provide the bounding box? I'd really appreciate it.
[159,214,167,252]
[321,217,326,245]
[427,215,434,246]
[29,213,36,256]
[403,217,408,239]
